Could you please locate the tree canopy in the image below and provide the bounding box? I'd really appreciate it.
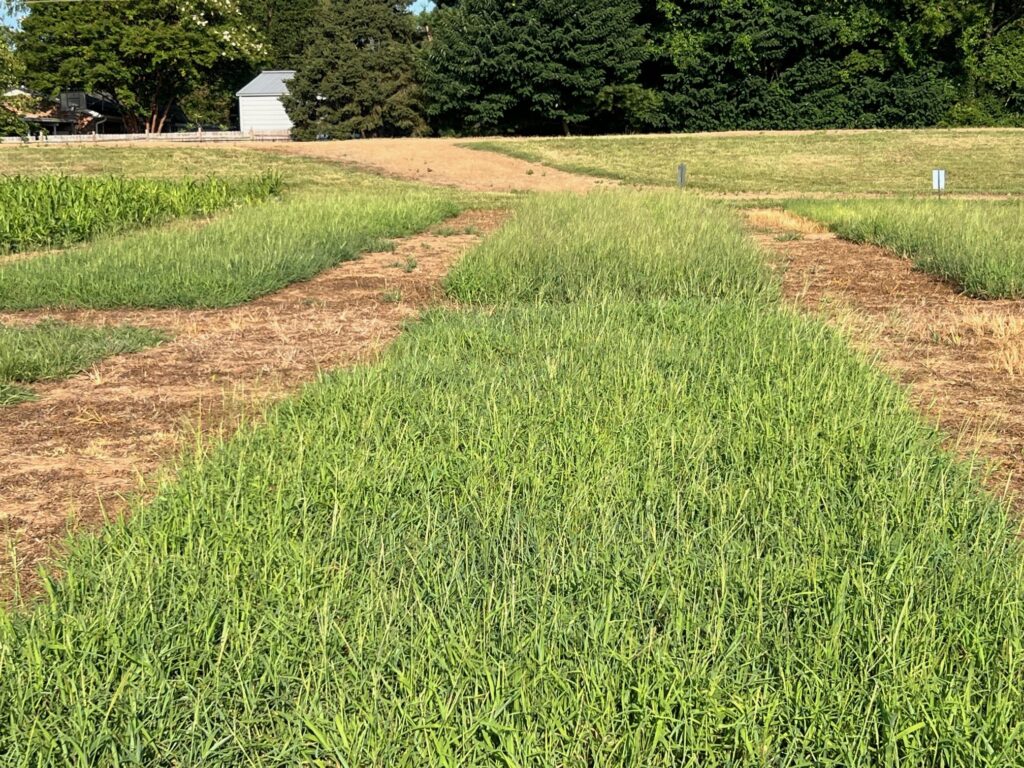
[5,0,1023,135]
[17,0,265,132]
[423,0,1024,134]
[284,0,427,139]
[1,22,29,137]
[239,0,323,68]
[0,23,19,89]
[424,0,653,135]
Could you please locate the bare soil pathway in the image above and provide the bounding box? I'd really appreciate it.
[0,209,507,599]
[749,209,1024,506]
[235,138,612,193]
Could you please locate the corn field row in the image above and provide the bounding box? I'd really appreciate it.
[0,173,282,254]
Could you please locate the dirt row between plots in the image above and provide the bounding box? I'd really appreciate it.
[233,138,614,193]
[749,209,1024,507]
[0,209,508,601]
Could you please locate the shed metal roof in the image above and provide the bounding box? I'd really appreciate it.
[237,71,295,98]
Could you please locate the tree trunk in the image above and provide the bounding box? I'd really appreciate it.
[155,101,173,134]
[123,113,143,133]
[146,99,158,133]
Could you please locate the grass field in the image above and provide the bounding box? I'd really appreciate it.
[470,129,1024,194]
[0,186,462,309]
[785,198,1024,298]
[445,192,773,304]
[2,193,1022,764]
[0,145,482,310]
[0,146,345,188]
[0,173,281,254]
[0,320,166,404]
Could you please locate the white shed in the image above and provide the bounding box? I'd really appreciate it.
[236,70,295,133]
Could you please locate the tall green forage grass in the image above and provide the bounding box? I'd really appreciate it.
[786,198,1024,299]
[0,320,167,403]
[0,173,282,254]
[0,187,462,309]
[446,191,777,304]
[0,381,32,405]
[1,301,1021,764]
[1,190,1022,764]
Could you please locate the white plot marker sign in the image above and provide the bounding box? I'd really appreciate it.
[933,169,947,192]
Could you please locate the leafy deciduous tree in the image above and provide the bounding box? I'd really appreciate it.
[648,0,963,130]
[1,23,19,89]
[1,22,29,137]
[239,0,323,68]
[17,0,265,132]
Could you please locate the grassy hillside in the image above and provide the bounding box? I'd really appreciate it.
[470,129,1024,194]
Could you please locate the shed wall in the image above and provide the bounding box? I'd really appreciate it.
[239,95,293,132]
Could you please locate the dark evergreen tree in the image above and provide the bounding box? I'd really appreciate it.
[423,0,657,135]
[284,0,427,139]
[648,0,961,131]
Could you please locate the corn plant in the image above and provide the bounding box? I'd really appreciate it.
[0,173,282,254]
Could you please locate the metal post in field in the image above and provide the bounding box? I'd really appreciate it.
[677,163,688,189]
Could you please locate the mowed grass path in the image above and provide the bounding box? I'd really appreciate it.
[470,129,1024,194]
[786,198,1024,299]
[0,320,166,405]
[2,191,1022,765]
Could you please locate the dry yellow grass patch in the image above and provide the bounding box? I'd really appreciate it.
[746,208,828,234]
[916,314,1024,377]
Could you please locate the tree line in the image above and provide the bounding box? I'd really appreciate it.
[3,0,1022,137]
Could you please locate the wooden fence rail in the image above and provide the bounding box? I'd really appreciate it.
[1,129,292,145]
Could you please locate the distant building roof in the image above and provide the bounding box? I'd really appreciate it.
[237,71,296,98]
